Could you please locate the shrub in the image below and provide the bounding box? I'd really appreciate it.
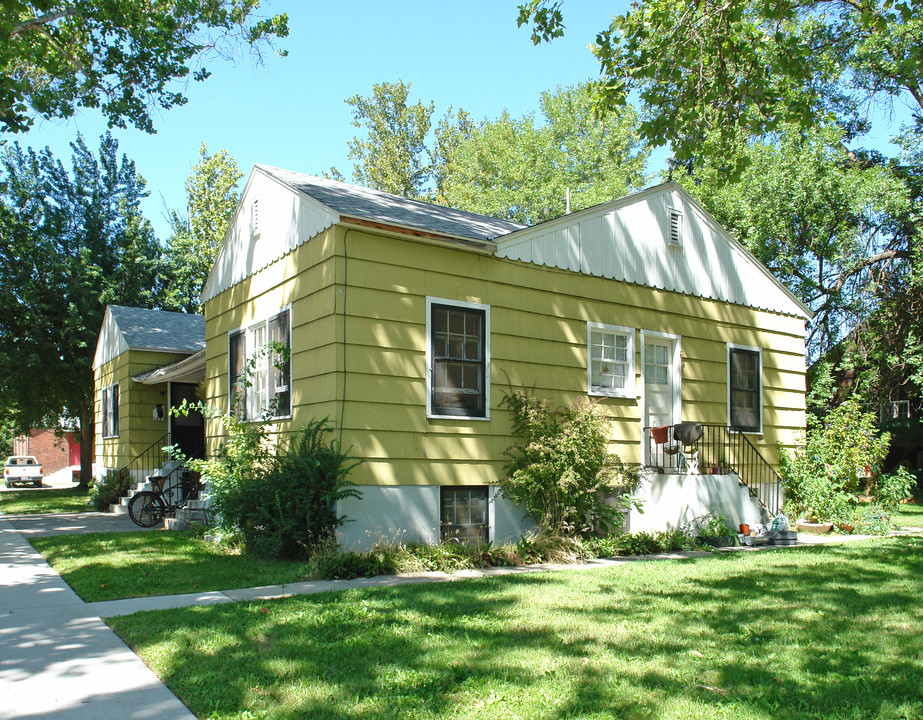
[873,466,917,513]
[780,390,890,522]
[222,419,361,559]
[89,468,130,511]
[500,390,637,537]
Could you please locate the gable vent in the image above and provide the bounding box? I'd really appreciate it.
[668,208,682,247]
[251,198,260,239]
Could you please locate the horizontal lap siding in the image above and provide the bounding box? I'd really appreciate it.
[203,227,339,454]
[339,230,805,484]
[95,350,190,469]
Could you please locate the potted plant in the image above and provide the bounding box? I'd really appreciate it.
[693,514,739,548]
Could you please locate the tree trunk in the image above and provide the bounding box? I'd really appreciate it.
[78,412,93,490]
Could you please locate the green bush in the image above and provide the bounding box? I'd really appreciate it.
[89,468,130,511]
[222,420,361,559]
[873,466,917,513]
[780,388,890,522]
[500,390,637,537]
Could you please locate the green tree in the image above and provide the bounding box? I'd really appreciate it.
[340,81,647,223]
[0,133,164,487]
[675,124,912,358]
[165,143,243,312]
[339,80,437,199]
[1,1,288,134]
[443,83,648,224]
[517,0,922,164]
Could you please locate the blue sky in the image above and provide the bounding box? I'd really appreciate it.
[21,1,630,239]
[18,1,915,241]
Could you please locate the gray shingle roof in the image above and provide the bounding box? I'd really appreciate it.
[109,306,205,354]
[258,165,526,242]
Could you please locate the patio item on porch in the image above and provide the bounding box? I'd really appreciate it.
[672,421,703,475]
[651,426,670,444]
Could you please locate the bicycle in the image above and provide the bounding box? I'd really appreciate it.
[128,470,202,528]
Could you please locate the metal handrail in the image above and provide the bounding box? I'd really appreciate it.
[117,434,185,498]
[643,423,783,515]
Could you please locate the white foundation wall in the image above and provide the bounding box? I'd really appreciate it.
[628,473,766,533]
[335,486,535,550]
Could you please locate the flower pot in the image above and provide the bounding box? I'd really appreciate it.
[651,426,669,444]
[739,524,750,535]
[795,520,833,534]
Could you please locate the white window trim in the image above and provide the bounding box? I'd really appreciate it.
[101,383,119,439]
[587,322,636,399]
[425,297,490,421]
[639,329,682,423]
[727,343,763,435]
[228,305,293,421]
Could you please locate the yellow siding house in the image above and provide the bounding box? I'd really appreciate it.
[200,167,811,547]
[93,306,206,477]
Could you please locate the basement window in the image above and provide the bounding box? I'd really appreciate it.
[441,486,489,544]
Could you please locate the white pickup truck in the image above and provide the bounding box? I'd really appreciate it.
[4,455,43,488]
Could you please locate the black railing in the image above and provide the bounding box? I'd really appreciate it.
[117,435,187,499]
[643,424,783,515]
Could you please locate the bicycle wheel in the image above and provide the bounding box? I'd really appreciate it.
[128,491,166,528]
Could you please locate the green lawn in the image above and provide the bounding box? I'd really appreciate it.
[890,502,923,529]
[30,532,313,602]
[0,487,90,515]
[109,538,923,720]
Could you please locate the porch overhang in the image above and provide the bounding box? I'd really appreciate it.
[132,349,206,385]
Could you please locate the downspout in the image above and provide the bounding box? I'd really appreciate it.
[337,230,353,446]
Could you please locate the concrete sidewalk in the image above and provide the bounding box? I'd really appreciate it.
[0,514,196,720]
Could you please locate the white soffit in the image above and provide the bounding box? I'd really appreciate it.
[495,182,811,320]
[201,166,340,304]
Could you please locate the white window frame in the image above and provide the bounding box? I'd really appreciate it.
[727,343,763,434]
[587,322,636,399]
[101,383,119,439]
[228,306,292,421]
[426,297,490,421]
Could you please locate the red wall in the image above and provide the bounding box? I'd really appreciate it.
[12,430,82,475]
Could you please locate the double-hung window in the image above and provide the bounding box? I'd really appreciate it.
[728,345,761,433]
[229,308,292,420]
[427,298,489,419]
[588,322,635,398]
[101,383,119,438]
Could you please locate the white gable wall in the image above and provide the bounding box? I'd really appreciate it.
[201,166,340,304]
[496,183,810,320]
[92,307,129,370]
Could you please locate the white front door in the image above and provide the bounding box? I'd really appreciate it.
[643,333,681,463]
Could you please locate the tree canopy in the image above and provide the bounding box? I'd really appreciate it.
[164,143,242,313]
[442,84,648,224]
[0,133,165,485]
[339,80,648,223]
[676,124,913,359]
[1,1,288,134]
[517,0,922,163]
